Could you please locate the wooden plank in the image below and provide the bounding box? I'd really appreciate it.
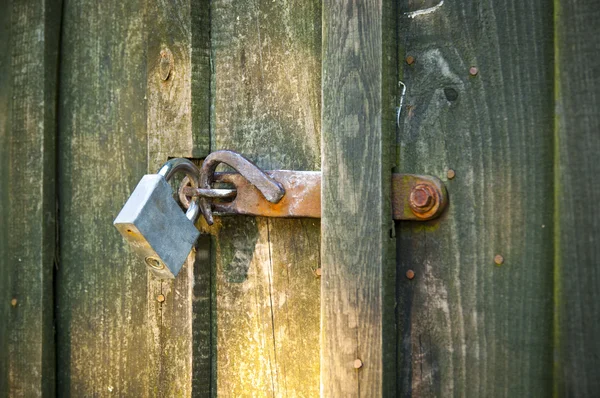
[208,0,322,394]
[56,1,153,395]
[321,0,397,395]
[554,0,600,395]
[145,0,211,396]
[396,1,554,396]
[0,0,61,395]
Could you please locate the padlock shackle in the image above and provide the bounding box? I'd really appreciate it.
[158,158,201,222]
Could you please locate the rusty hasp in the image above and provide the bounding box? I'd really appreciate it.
[198,150,285,225]
[182,169,447,221]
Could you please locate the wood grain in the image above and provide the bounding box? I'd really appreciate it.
[554,0,600,395]
[145,0,211,396]
[321,0,397,395]
[56,0,152,395]
[0,0,61,395]
[396,1,554,396]
[209,0,322,394]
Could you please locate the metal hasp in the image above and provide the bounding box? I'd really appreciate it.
[114,158,201,279]
[198,150,285,225]
[183,170,448,221]
[114,151,448,281]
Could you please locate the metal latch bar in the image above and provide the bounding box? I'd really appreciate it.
[182,171,447,221]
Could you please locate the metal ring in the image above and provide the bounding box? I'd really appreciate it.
[178,175,237,209]
[157,158,201,222]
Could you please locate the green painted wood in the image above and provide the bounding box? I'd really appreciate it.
[0,0,61,395]
[396,1,554,396]
[145,1,211,396]
[56,0,153,395]
[209,0,322,394]
[554,0,600,395]
[321,0,397,395]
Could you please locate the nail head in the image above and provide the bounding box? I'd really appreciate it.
[353,359,363,369]
[494,254,504,265]
[406,55,415,65]
[10,298,17,307]
[315,268,322,277]
[469,66,478,76]
[447,169,456,180]
[157,294,166,303]
[406,270,415,280]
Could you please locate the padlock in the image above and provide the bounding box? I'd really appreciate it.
[114,158,201,279]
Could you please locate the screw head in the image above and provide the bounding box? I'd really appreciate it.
[406,55,415,65]
[353,359,363,369]
[406,270,415,280]
[447,169,456,180]
[157,294,166,303]
[145,256,165,271]
[494,254,504,265]
[409,184,435,214]
[469,66,479,76]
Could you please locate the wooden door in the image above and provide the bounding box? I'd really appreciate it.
[1,0,600,397]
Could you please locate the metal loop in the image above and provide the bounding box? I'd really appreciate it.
[178,175,237,210]
[199,150,285,225]
[157,158,201,222]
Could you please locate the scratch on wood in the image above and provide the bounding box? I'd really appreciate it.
[405,1,444,18]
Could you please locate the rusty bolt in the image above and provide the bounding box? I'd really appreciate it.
[10,298,17,307]
[353,359,363,369]
[157,294,166,303]
[315,268,322,277]
[447,169,456,180]
[409,184,436,215]
[406,55,415,65]
[406,270,415,280]
[469,66,479,76]
[494,254,504,265]
[159,48,173,81]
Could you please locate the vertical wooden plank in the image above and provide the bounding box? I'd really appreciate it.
[56,0,152,395]
[554,1,600,395]
[145,0,211,396]
[0,0,61,395]
[321,0,397,395]
[209,0,322,395]
[396,1,554,396]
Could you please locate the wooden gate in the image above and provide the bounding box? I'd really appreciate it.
[1,0,599,396]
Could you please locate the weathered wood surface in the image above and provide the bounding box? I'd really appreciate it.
[208,0,322,395]
[321,0,397,395]
[554,0,600,395]
[0,0,61,395]
[56,0,152,395]
[396,1,554,396]
[145,0,211,396]
[57,0,213,396]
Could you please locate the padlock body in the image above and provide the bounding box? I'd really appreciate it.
[114,174,200,279]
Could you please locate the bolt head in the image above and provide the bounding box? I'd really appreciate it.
[409,184,435,214]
